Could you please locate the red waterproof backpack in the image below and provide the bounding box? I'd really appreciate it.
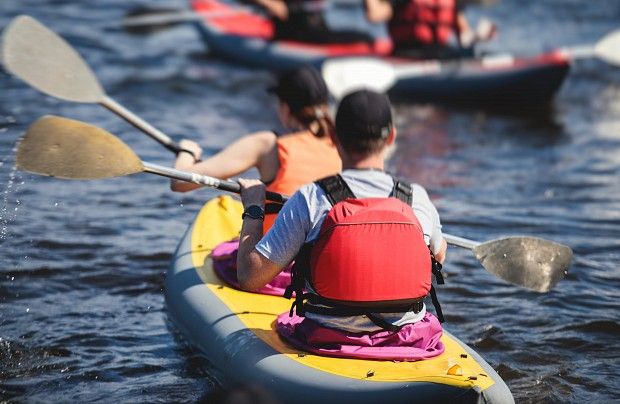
[284,175,445,329]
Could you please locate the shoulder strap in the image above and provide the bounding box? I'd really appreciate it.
[391,178,413,205]
[316,174,356,206]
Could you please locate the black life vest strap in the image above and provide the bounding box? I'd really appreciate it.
[429,285,444,323]
[392,178,413,204]
[316,174,355,206]
[265,202,283,215]
[428,247,445,323]
[303,298,424,316]
[284,243,314,316]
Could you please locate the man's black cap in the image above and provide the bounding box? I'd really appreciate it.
[269,65,329,112]
[335,89,392,140]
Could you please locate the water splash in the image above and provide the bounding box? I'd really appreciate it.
[0,139,22,242]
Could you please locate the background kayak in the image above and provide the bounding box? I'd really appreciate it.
[0,0,619,403]
[189,0,572,106]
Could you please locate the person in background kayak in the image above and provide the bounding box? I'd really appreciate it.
[236,89,447,338]
[172,65,341,231]
[364,0,496,59]
[251,0,375,43]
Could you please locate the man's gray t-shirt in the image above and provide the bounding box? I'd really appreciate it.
[255,169,443,332]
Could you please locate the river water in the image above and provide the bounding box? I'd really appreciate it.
[1,0,619,402]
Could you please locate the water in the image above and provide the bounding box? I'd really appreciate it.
[1,0,619,402]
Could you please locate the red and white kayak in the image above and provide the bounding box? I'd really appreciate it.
[189,0,570,105]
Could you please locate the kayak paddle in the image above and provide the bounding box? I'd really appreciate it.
[323,28,620,97]
[16,115,572,293]
[0,15,194,158]
[16,115,285,204]
[443,234,571,293]
[120,6,254,34]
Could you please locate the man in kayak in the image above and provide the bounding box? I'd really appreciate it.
[236,89,447,334]
[251,0,375,43]
[172,65,341,230]
[364,0,496,58]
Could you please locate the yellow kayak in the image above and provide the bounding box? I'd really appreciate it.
[166,195,514,403]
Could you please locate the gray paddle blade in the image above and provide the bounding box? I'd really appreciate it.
[1,15,105,102]
[17,115,144,180]
[473,236,572,293]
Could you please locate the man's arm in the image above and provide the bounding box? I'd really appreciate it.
[434,237,447,264]
[236,179,285,291]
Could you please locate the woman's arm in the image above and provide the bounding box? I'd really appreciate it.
[365,0,393,23]
[171,131,278,192]
[253,0,289,20]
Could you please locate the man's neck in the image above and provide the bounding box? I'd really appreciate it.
[341,153,385,171]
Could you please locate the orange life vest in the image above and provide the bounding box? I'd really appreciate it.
[389,0,458,47]
[263,130,341,232]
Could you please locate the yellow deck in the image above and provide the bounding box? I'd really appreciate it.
[190,196,494,389]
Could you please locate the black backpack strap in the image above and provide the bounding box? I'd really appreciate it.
[316,174,356,206]
[284,242,314,317]
[429,285,444,323]
[428,247,445,323]
[391,177,413,205]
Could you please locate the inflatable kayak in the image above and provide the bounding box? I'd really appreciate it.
[166,195,514,403]
[189,0,569,105]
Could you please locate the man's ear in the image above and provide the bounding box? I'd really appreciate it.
[386,126,397,145]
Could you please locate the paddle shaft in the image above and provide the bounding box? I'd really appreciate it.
[100,97,188,155]
[121,9,253,28]
[145,160,475,246]
[442,234,479,250]
[143,162,287,204]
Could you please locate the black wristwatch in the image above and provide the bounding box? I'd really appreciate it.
[242,205,265,220]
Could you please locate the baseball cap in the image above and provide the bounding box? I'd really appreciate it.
[269,65,329,112]
[335,89,392,140]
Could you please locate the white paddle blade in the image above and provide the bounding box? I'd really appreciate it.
[1,15,105,102]
[594,29,620,66]
[322,57,396,99]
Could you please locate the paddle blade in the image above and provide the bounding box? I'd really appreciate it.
[473,236,572,293]
[595,29,620,66]
[322,57,396,99]
[1,15,105,102]
[17,115,144,180]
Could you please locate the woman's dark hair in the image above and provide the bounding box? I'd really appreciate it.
[270,65,334,138]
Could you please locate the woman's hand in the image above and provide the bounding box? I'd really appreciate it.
[178,139,203,162]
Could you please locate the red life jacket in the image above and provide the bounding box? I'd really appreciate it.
[284,174,445,329]
[389,0,458,47]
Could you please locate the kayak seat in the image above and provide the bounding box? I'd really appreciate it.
[276,311,445,361]
[211,239,294,296]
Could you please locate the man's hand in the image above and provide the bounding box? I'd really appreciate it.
[238,178,266,209]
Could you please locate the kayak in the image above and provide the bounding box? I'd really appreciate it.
[190,0,393,70]
[165,195,515,403]
[189,0,570,105]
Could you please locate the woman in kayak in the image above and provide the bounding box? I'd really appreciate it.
[251,0,374,44]
[364,0,496,59]
[235,89,448,355]
[172,65,341,230]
